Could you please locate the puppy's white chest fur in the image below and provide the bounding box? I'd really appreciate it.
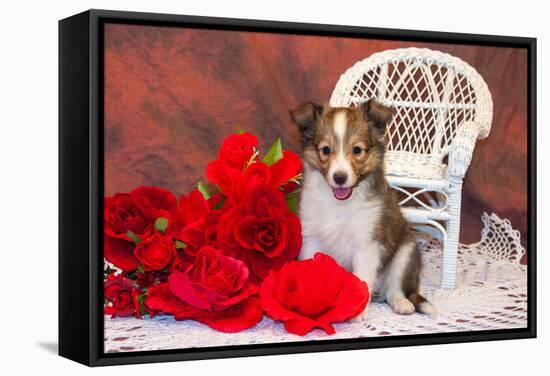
[298,167,381,271]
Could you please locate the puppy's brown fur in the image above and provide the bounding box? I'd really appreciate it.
[292,99,433,317]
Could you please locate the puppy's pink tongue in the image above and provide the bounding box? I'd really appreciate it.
[333,187,352,200]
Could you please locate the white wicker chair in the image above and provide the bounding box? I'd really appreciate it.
[330,48,493,289]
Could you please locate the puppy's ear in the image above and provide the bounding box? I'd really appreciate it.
[359,99,395,135]
[290,102,324,147]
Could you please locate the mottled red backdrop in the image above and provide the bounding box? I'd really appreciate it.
[103,23,528,255]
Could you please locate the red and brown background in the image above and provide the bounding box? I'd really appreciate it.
[103,23,528,259]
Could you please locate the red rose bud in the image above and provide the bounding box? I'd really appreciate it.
[260,253,370,336]
[205,133,258,197]
[217,132,259,169]
[104,275,139,318]
[134,233,176,271]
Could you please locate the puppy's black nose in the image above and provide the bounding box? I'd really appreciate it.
[333,172,348,185]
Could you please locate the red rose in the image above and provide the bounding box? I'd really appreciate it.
[260,253,370,336]
[232,162,272,200]
[104,186,176,271]
[134,233,176,271]
[206,134,302,199]
[145,247,262,333]
[104,187,176,241]
[169,246,256,311]
[104,193,155,241]
[104,274,139,318]
[217,184,301,280]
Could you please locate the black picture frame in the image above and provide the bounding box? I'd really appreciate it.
[59,8,537,367]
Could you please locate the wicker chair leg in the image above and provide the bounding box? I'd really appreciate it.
[441,180,463,289]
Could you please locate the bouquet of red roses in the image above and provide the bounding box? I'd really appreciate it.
[104,131,369,335]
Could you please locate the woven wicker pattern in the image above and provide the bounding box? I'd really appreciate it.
[330,48,492,166]
[330,48,493,288]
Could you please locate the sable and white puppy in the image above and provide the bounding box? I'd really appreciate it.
[291,99,435,320]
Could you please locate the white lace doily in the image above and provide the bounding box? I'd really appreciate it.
[104,213,527,353]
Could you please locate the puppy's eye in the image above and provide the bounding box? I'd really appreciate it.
[321,146,331,156]
[352,146,363,155]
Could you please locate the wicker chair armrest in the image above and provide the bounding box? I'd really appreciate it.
[447,121,484,178]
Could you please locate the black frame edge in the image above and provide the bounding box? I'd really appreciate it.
[87,8,536,47]
[59,10,93,366]
[58,8,536,367]
[527,38,537,339]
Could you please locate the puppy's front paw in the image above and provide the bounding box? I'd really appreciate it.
[390,297,415,315]
[350,306,369,323]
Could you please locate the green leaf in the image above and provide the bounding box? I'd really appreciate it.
[136,291,149,317]
[127,230,141,245]
[174,240,187,249]
[198,181,211,200]
[262,138,283,166]
[286,192,299,214]
[214,195,226,210]
[236,125,245,134]
[154,217,168,233]
[139,304,148,317]
[137,264,145,274]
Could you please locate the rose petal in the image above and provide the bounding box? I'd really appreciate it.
[169,271,214,311]
[104,236,138,271]
[194,297,263,333]
[270,150,302,188]
[146,283,263,333]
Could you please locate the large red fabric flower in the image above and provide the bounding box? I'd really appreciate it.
[134,233,176,271]
[104,186,176,271]
[217,184,301,280]
[104,274,140,318]
[145,246,262,332]
[260,253,370,336]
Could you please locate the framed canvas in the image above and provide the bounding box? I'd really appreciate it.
[59,9,537,366]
